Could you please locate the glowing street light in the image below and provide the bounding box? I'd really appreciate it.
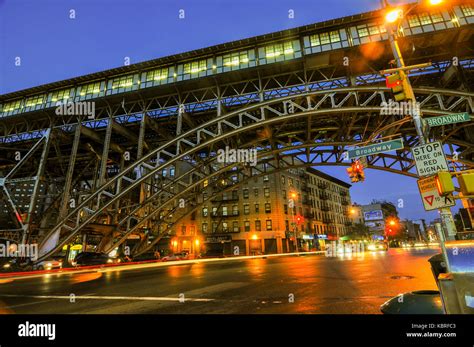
[385,8,402,23]
[429,0,443,5]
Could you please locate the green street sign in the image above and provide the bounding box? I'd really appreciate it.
[347,138,404,160]
[426,113,471,127]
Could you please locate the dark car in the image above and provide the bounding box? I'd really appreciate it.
[0,257,21,273]
[72,252,111,267]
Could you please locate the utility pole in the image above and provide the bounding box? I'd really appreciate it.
[381,0,458,241]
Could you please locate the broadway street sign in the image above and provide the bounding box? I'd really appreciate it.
[347,138,404,160]
[426,112,471,127]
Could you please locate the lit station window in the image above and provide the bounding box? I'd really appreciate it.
[142,67,174,88]
[106,74,140,95]
[24,94,45,112]
[304,29,349,53]
[404,11,454,34]
[177,58,213,81]
[350,23,387,45]
[216,49,256,73]
[258,40,302,65]
[47,88,73,108]
[76,81,105,101]
[1,99,23,117]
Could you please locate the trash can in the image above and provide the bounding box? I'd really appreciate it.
[428,253,447,284]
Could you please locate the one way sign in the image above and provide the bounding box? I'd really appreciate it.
[417,175,456,211]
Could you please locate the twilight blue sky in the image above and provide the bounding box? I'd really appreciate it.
[0,0,462,222]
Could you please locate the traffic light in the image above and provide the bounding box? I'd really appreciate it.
[386,71,408,102]
[435,171,455,196]
[346,161,365,183]
[458,173,474,195]
[295,215,304,225]
[346,166,356,182]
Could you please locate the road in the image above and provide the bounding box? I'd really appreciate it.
[0,247,439,314]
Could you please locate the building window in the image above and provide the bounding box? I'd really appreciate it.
[50,89,71,103]
[232,190,238,200]
[461,5,474,17]
[232,205,239,216]
[265,203,271,213]
[255,203,260,213]
[254,188,259,197]
[222,222,229,232]
[243,189,249,199]
[111,75,135,90]
[216,50,256,73]
[79,82,101,97]
[284,204,288,214]
[281,176,286,185]
[181,226,186,234]
[222,206,228,216]
[25,94,44,108]
[285,220,290,231]
[288,178,293,187]
[244,204,250,215]
[202,223,208,233]
[212,222,218,233]
[244,221,250,232]
[259,40,302,64]
[233,221,239,232]
[264,188,270,198]
[202,207,208,217]
[263,175,269,182]
[255,220,261,231]
[2,99,22,113]
[146,68,169,82]
[212,207,218,216]
[266,220,273,231]
[184,60,207,74]
[282,190,286,199]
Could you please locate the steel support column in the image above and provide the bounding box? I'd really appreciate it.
[59,123,82,220]
[22,128,53,244]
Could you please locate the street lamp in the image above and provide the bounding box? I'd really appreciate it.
[385,8,402,23]
[381,0,457,241]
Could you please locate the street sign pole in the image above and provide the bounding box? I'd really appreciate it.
[382,0,457,241]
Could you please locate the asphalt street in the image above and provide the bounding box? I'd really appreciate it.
[0,247,439,314]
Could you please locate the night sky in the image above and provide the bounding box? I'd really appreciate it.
[0,0,463,222]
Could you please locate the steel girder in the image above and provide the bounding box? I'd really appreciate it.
[34,86,474,261]
[0,58,472,144]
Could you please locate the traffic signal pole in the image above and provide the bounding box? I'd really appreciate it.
[381,0,458,241]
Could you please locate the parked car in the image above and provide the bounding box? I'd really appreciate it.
[72,252,111,266]
[33,257,63,271]
[161,252,189,262]
[367,241,388,251]
[0,257,21,273]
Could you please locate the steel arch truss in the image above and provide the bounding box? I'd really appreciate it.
[34,86,474,260]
